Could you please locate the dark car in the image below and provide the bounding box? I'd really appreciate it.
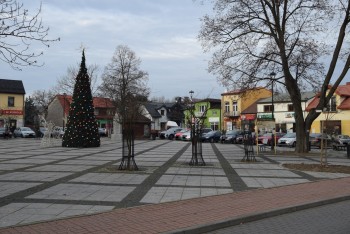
[201,130,222,143]
[220,130,243,144]
[0,127,12,139]
[309,133,332,148]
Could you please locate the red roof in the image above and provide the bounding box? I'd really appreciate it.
[57,95,114,115]
[305,82,350,111]
[338,97,350,110]
[336,82,350,96]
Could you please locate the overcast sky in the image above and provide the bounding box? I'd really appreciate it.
[1,0,226,100]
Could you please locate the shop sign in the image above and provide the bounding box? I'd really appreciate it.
[241,114,256,120]
[0,110,23,115]
[257,113,273,120]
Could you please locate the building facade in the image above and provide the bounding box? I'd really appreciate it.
[221,87,271,131]
[184,98,221,130]
[306,82,350,136]
[47,94,115,130]
[257,92,315,133]
[0,79,26,129]
[143,102,185,132]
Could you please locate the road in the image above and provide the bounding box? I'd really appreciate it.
[206,200,350,234]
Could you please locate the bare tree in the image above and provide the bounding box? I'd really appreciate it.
[52,63,100,96]
[30,89,56,117]
[199,0,350,153]
[0,0,59,70]
[100,45,150,170]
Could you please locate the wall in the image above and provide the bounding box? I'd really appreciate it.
[46,97,64,127]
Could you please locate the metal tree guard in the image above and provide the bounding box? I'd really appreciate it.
[188,90,205,166]
[242,131,256,162]
[119,129,138,170]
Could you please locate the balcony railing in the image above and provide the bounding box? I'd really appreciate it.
[194,112,207,118]
[223,111,240,117]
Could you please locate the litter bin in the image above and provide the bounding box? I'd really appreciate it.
[347,145,350,159]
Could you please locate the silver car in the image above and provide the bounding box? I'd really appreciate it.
[277,132,296,147]
[13,127,35,138]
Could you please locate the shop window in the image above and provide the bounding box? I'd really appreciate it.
[287,104,294,111]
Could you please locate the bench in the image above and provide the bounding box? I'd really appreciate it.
[333,144,347,151]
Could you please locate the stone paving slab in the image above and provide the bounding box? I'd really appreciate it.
[26,184,135,202]
[0,138,349,230]
[1,177,349,234]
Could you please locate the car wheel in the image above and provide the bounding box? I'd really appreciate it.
[21,134,24,138]
[210,138,214,143]
[232,138,236,144]
[168,134,174,140]
[291,142,296,148]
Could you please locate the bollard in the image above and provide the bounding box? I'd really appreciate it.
[347,144,350,159]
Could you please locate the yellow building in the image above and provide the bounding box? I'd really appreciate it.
[0,79,26,129]
[221,87,271,130]
[306,82,350,135]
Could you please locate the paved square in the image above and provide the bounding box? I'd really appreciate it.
[0,138,349,229]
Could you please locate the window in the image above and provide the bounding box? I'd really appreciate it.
[199,105,206,113]
[232,101,238,112]
[264,105,273,112]
[160,110,165,116]
[212,111,217,116]
[287,104,294,112]
[327,96,337,112]
[225,102,230,112]
[8,97,14,107]
[94,109,99,115]
[210,122,219,131]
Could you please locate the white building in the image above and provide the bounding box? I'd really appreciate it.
[256,92,315,133]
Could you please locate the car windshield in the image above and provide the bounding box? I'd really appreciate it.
[282,133,296,138]
[226,130,239,135]
[21,127,32,131]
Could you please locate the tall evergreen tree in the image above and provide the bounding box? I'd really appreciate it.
[62,50,100,147]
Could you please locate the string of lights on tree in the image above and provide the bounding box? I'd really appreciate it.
[62,50,100,148]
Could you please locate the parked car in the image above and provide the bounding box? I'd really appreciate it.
[258,132,284,145]
[309,133,333,148]
[98,128,107,136]
[277,132,297,147]
[181,130,192,141]
[13,127,36,138]
[332,134,350,150]
[159,127,183,140]
[175,129,189,140]
[38,127,48,138]
[0,127,12,138]
[52,127,65,138]
[201,128,213,134]
[220,130,243,144]
[332,135,350,145]
[201,130,222,143]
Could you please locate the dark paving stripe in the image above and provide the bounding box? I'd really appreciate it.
[211,143,249,192]
[117,142,191,208]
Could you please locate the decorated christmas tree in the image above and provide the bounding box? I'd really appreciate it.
[62,50,100,147]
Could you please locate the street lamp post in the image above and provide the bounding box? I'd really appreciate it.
[270,72,276,151]
[63,93,67,129]
[189,90,194,140]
